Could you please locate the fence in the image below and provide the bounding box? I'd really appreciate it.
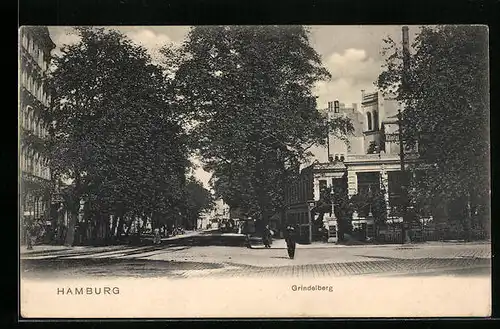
[377,221,488,243]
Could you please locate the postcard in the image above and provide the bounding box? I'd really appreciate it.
[19,25,491,318]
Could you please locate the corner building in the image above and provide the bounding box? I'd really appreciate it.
[284,91,422,243]
[19,27,56,242]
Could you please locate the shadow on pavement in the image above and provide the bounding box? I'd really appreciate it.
[162,235,247,247]
[380,266,492,278]
[21,258,226,279]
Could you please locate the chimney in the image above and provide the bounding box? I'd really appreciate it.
[361,89,365,99]
[334,100,340,113]
[402,26,410,89]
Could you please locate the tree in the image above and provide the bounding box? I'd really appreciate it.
[174,26,353,225]
[184,177,215,230]
[377,25,489,239]
[47,27,189,246]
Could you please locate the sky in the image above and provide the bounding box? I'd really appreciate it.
[47,25,419,189]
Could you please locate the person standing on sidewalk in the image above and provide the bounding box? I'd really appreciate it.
[153,228,161,245]
[25,216,34,250]
[285,225,297,259]
[263,224,273,248]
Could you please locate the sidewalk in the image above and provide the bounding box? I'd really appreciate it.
[20,229,212,255]
[159,229,205,241]
[252,239,490,250]
[20,245,71,254]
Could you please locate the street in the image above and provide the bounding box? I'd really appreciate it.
[20,233,492,318]
[21,233,491,280]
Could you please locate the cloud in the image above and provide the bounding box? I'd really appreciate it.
[48,27,82,57]
[125,29,175,61]
[53,31,81,47]
[315,48,382,107]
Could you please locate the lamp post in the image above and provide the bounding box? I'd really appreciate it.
[328,185,340,243]
[330,187,336,220]
[398,109,409,244]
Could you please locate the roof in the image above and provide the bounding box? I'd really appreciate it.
[22,26,56,51]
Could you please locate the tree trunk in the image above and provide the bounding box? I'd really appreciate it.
[91,214,99,243]
[116,216,124,240]
[64,205,78,247]
[124,222,130,237]
[110,215,118,241]
[104,214,111,244]
[464,192,472,242]
[337,217,345,242]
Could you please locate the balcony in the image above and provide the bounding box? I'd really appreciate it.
[21,170,52,190]
[346,153,400,163]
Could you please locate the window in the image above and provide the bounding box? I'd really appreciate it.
[319,180,328,199]
[356,172,381,216]
[27,107,33,130]
[25,152,29,172]
[24,110,29,130]
[39,50,44,68]
[373,110,379,131]
[367,112,372,130]
[387,171,411,215]
[26,111,31,130]
[28,154,33,173]
[20,148,24,171]
[340,154,345,162]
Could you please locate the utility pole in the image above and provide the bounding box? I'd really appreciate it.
[399,26,411,245]
[326,102,331,161]
[398,109,408,244]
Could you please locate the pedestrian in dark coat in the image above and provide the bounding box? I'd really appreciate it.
[285,225,297,259]
[24,216,34,250]
[263,224,272,248]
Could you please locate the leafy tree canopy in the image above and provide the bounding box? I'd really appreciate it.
[47,27,190,244]
[174,26,353,221]
[377,25,489,202]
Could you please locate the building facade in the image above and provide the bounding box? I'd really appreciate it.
[19,27,56,241]
[284,90,422,243]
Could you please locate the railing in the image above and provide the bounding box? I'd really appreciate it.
[376,223,488,243]
[346,153,400,162]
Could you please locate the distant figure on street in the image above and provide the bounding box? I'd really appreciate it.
[153,228,161,244]
[285,225,297,259]
[262,224,273,248]
[25,217,34,250]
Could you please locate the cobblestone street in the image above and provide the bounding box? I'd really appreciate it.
[21,241,491,280]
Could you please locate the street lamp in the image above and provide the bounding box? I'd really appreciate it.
[330,187,337,220]
[398,109,409,244]
[367,185,374,219]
